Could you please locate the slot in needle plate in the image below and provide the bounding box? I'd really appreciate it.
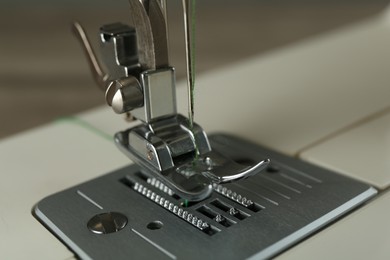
[33,134,376,259]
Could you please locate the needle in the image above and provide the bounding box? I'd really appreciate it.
[182,0,196,129]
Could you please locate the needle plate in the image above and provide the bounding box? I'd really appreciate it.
[33,134,376,259]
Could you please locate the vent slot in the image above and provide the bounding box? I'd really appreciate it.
[122,174,204,211]
[197,206,236,227]
[213,184,264,212]
[135,171,149,181]
[121,178,219,236]
[211,199,250,220]
[211,199,231,212]
[203,225,220,236]
[247,202,262,212]
[230,208,249,220]
[120,176,135,188]
[197,206,217,219]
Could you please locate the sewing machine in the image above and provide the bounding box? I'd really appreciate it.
[1,1,390,259]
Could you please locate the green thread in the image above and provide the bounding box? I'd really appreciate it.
[54,116,112,141]
[188,0,199,161]
[190,0,196,128]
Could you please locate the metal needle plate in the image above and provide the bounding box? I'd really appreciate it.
[33,134,376,260]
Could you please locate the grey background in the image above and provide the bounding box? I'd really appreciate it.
[0,0,388,139]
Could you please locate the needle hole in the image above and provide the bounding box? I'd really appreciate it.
[147,221,163,230]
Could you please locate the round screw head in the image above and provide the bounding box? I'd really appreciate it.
[87,212,128,234]
[105,77,144,114]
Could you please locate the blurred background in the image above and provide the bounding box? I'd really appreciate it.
[0,0,388,139]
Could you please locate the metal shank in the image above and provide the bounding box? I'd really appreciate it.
[128,0,169,70]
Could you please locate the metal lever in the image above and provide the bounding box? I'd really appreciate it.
[73,0,270,202]
[72,22,108,91]
[196,153,270,184]
[73,22,144,115]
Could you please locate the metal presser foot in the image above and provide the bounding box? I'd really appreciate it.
[72,0,269,201]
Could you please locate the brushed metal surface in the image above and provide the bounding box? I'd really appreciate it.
[33,134,376,259]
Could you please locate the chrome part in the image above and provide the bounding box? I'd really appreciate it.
[213,184,257,208]
[115,115,269,201]
[121,114,211,172]
[131,68,176,123]
[72,22,109,91]
[74,0,269,201]
[106,76,144,114]
[128,0,169,70]
[87,212,128,234]
[158,0,168,21]
[115,114,214,201]
[99,23,140,79]
[131,180,212,232]
[183,153,270,184]
[148,177,174,196]
[73,21,141,121]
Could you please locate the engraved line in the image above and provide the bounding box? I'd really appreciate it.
[76,190,103,210]
[131,228,177,260]
[260,175,302,194]
[257,183,291,200]
[272,160,323,183]
[233,183,279,206]
[280,173,312,189]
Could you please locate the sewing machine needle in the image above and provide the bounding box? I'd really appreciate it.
[182,0,196,129]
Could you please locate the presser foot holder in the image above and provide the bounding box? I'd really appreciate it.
[114,114,270,201]
[33,134,377,260]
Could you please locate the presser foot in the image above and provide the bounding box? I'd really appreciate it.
[114,114,270,202]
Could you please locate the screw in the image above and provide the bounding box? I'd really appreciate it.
[87,212,127,234]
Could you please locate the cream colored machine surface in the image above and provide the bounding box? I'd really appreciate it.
[2,6,390,260]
